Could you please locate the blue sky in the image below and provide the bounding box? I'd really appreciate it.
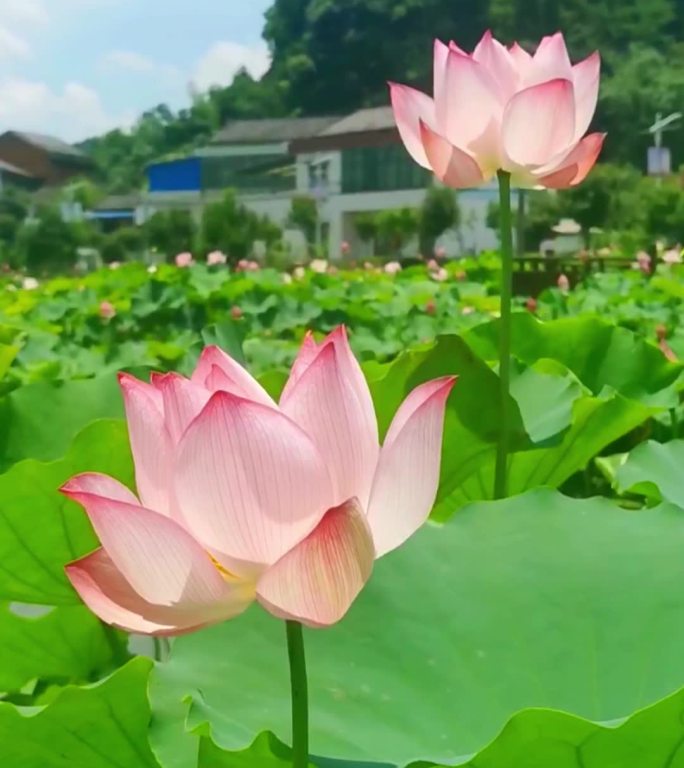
[0,0,273,141]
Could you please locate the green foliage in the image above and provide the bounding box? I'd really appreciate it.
[144,209,195,257]
[199,190,281,262]
[288,195,317,242]
[418,186,459,256]
[101,226,146,264]
[15,208,81,274]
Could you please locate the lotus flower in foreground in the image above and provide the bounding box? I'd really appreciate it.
[390,31,604,189]
[63,328,455,632]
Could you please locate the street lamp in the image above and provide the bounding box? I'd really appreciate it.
[646,112,682,177]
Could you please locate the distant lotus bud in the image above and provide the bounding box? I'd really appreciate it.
[434,245,447,259]
[526,297,538,313]
[207,250,228,266]
[384,261,402,275]
[425,299,437,315]
[455,270,467,281]
[431,267,448,282]
[663,248,682,265]
[175,252,194,268]
[108,261,121,270]
[99,301,116,320]
[557,273,570,292]
[230,306,243,320]
[341,241,351,255]
[310,259,328,274]
[461,305,475,315]
[22,277,39,290]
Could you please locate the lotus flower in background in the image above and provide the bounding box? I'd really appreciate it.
[62,327,455,633]
[175,252,194,268]
[390,31,604,189]
[634,251,652,274]
[557,273,570,292]
[309,258,328,274]
[99,301,116,319]
[22,277,39,290]
[663,247,682,265]
[384,261,402,275]
[207,250,228,266]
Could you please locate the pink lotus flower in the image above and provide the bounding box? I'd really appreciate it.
[557,273,570,292]
[230,306,243,320]
[431,267,449,282]
[236,259,260,272]
[62,328,455,632]
[309,259,328,274]
[207,250,228,266]
[635,251,652,274]
[384,261,402,275]
[390,31,604,188]
[426,259,440,271]
[434,245,447,259]
[663,248,682,265]
[175,252,194,268]
[99,301,116,319]
[341,241,351,255]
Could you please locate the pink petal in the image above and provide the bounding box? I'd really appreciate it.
[174,391,334,570]
[419,121,484,188]
[367,377,456,557]
[509,42,532,73]
[536,132,605,188]
[118,372,173,515]
[192,346,275,407]
[279,331,321,403]
[503,78,575,166]
[67,549,250,636]
[473,30,517,100]
[439,49,503,150]
[280,329,379,508]
[61,485,232,608]
[388,82,436,169]
[572,51,600,140]
[256,498,375,628]
[525,32,572,87]
[433,39,450,103]
[62,473,139,505]
[152,372,212,444]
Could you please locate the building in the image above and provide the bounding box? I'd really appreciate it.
[0,131,93,187]
[144,110,499,257]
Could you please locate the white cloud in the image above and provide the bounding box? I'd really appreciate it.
[0,26,30,59]
[193,41,271,91]
[0,0,48,26]
[0,77,134,141]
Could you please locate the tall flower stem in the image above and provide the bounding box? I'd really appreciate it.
[494,170,513,500]
[286,620,309,768]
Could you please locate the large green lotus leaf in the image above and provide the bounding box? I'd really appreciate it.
[366,336,532,514]
[0,375,123,470]
[0,603,126,693]
[0,657,159,767]
[435,391,655,517]
[198,686,684,767]
[463,314,684,407]
[0,343,18,380]
[614,439,684,507]
[0,420,133,604]
[149,490,684,768]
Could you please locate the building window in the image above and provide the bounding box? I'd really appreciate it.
[341,145,430,194]
[202,154,295,194]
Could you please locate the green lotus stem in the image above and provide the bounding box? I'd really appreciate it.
[494,170,513,500]
[286,620,309,768]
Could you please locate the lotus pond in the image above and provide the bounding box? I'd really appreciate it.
[3,255,684,766]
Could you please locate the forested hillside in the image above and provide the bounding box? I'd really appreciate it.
[82,0,684,191]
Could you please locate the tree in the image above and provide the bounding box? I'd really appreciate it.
[419,186,460,256]
[200,191,281,263]
[144,210,196,257]
[288,196,317,242]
